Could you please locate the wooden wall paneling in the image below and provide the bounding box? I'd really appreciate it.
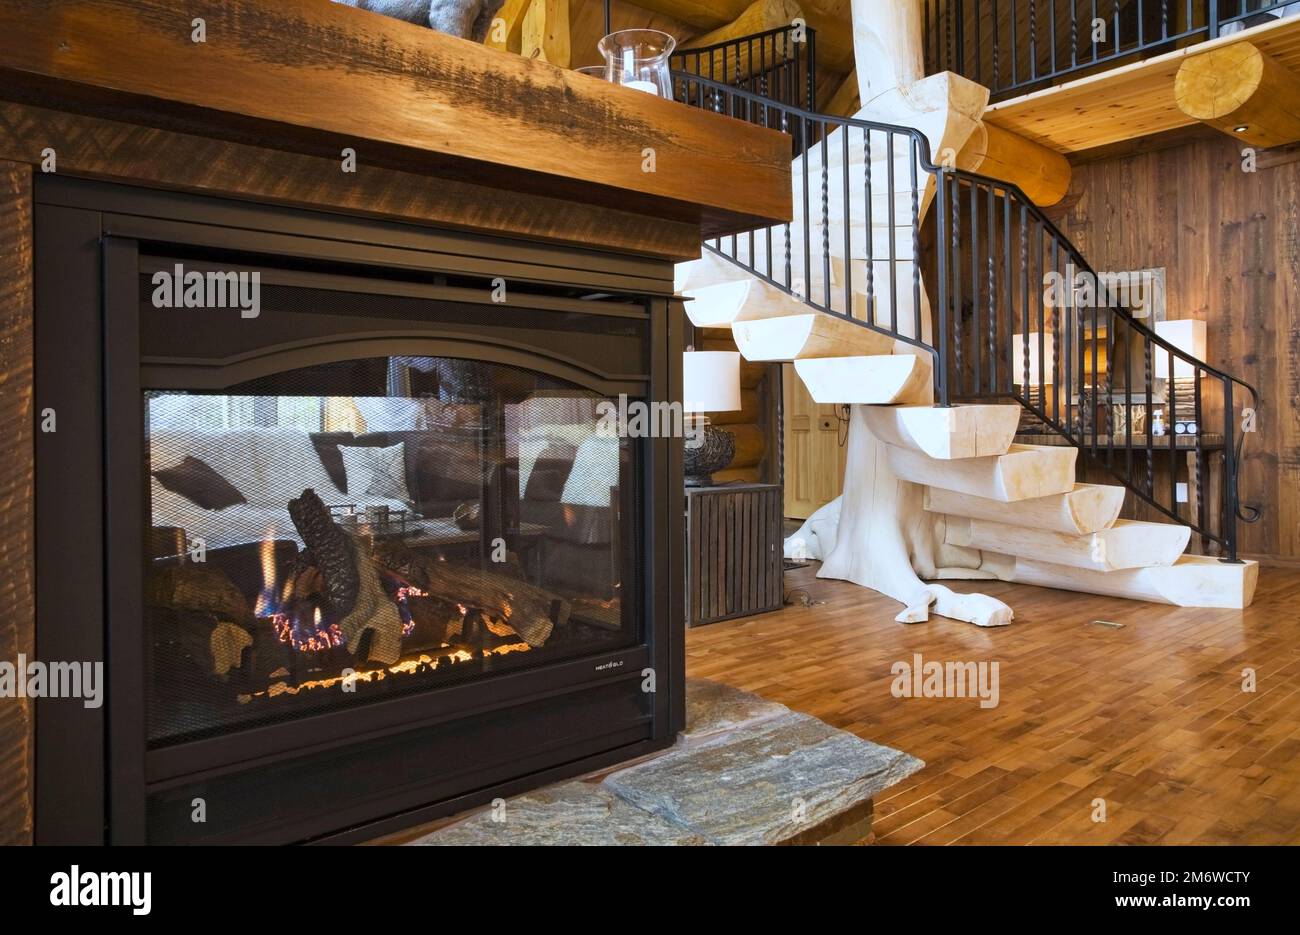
[1057,133,1300,559]
[1276,148,1300,559]
[0,159,33,845]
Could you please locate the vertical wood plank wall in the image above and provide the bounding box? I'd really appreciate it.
[0,160,33,844]
[1052,132,1300,561]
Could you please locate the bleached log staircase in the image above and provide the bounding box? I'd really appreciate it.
[672,6,1260,620]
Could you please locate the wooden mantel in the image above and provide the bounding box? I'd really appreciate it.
[0,0,792,251]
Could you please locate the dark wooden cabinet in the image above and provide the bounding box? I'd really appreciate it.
[686,484,783,627]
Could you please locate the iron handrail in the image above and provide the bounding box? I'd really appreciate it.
[674,70,1261,560]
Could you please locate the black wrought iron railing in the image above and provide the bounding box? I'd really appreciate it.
[671,25,817,111]
[932,168,1260,558]
[673,72,935,354]
[925,0,1300,101]
[672,71,1260,560]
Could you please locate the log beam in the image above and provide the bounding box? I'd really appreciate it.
[947,517,1191,572]
[679,0,804,83]
[924,483,1126,536]
[1001,555,1259,610]
[862,404,1020,460]
[794,354,933,405]
[682,277,811,327]
[0,0,791,239]
[1175,41,1300,149]
[732,311,887,361]
[886,443,1078,503]
[958,122,1072,207]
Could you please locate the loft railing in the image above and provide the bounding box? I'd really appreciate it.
[925,1,1300,101]
[932,168,1260,559]
[671,25,818,111]
[673,71,1260,560]
[673,72,936,355]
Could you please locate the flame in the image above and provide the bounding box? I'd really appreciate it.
[253,528,278,616]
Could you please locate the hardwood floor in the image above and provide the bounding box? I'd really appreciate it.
[685,562,1300,845]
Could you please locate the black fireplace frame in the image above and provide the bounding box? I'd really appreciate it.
[33,177,686,844]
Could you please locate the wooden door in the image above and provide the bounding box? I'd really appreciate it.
[782,363,846,519]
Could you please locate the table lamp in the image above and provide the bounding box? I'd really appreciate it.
[1155,319,1207,435]
[683,350,741,487]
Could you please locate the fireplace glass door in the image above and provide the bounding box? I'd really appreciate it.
[143,355,640,746]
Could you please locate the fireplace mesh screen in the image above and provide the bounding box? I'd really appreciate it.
[143,355,641,746]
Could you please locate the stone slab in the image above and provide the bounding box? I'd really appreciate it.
[602,710,923,846]
[408,781,709,846]
[684,677,790,741]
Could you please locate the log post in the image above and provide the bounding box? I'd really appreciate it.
[484,0,530,53]
[522,0,570,68]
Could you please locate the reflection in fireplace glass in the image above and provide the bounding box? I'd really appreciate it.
[143,356,639,746]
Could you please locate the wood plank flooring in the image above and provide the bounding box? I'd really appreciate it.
[685,563,1300,844]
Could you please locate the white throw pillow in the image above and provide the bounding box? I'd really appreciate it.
[254,428,345,506]
[560,435,619,507]
[339,443,411,504]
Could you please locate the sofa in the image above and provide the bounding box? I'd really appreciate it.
[148,425,625,599]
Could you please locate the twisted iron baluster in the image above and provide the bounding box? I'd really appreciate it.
[864,128,874,311]
[1050,288,1061,421]
[1144,340,1154,495]
[783,110,792,287]
[822,127,831,310]
[1070,0,1078,66]
[952,179,964,383]
[993,0,1001,87]
[987,252,996,393]
[1020,210,1030,396]
[1030,0,1038,80]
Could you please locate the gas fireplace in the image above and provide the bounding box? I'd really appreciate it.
[145,361,638,746]
[35,179,684,844]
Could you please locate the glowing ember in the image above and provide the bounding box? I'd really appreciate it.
[393,584,428,636]
[272,608,345,652]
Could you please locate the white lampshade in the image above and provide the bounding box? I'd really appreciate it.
[683,351,741,413]
[1011,333,1056,386]
[1155,320,1207,379]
